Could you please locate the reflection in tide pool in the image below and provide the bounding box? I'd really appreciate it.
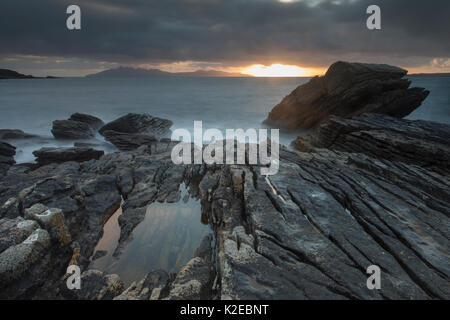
[90,183,210,287]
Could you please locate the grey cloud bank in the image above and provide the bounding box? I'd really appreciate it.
[1,0,449,76]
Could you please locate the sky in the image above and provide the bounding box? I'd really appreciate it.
[1,0,449,77]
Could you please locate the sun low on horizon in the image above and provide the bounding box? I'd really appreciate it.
[241,64,323,77]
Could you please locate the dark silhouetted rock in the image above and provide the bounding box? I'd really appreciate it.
[101,130,158,151]
[0,141,16,174]
[264,61,430,130]
[0,141,15,158]
[99,113,172,137]
[69,113,104,130]
[0,129,37,140]
[51,120,96,139]
[0,141,16,157]
[33,147,104,165]
[0,69,34,79]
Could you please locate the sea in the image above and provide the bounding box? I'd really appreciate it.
[0,76,449,163]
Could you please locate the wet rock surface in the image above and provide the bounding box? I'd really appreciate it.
[264,61,429,130]
[68,113,104,130]
[101,130,158,151]
[99,113,174,150]
[114,270,172,300]
[52,113,106,140]
[33,147,104,166]
[99,113,173,137]
[0,115,448,299]
[292,113,450,174]
[52,120,96,139]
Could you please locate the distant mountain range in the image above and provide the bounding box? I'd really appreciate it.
[85,66,251,78]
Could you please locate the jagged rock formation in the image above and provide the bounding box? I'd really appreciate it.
[68,113,105,130]
[99,113,173,137]
[0,115,448,300]
[264,61,430,130]
[51,120,96,139]
[51,113,106,140]
[292,113,450,175]
[99,113,173,150]
[33,147,104,166]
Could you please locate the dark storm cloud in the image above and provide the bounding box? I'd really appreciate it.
[1,0,449,69]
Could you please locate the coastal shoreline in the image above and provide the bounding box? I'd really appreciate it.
[0,62,449,300]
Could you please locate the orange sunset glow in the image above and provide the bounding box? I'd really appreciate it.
[242,64,324,77]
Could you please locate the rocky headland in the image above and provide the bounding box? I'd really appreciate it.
[264,61,430,130]
[0,62,448,300]
[0,69,57,80]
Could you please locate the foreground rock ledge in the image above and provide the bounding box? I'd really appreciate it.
[264,61,429,130]
[292,113,450,175]
[33,147,104,166]
[0,115,449,300]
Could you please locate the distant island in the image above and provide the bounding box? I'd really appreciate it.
[85,66,251,78]
[0,68,57,79]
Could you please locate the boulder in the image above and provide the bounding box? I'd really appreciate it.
[0,129,37,140]
[69,113,104,130]
[0,217,39,254]
[101,130,158,151]
[24,203,72,246]
[0,228,51,285]
[33,147,104,165]
[264,61,430,130]
[51,120,96,139]
[99,113,173,137]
